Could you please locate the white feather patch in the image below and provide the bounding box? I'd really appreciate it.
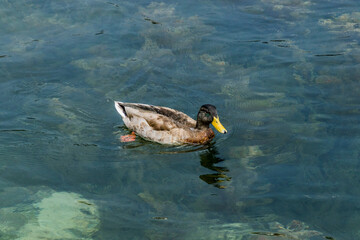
[114,101,126,118]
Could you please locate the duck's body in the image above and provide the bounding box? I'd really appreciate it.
[114,101,227,145]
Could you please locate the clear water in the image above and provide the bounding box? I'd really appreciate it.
[1,0,359,239]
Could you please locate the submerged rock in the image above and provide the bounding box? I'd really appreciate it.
[193,222,251,240]
[319,12,360,35]
[315,75,341,85]
[17,191,100,240]
[189,219,330,240]
[0,190,100,240]
[250,220,325,240]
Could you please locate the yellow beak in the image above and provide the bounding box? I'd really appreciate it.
[211,116,227,134]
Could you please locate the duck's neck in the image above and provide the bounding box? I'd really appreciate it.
[195,120,210,130]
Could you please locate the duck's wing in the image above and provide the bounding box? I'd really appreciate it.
[114,101,196,131]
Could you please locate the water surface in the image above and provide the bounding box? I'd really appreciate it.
[1,0,360,239]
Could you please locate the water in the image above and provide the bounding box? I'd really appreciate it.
[1,0,359,239]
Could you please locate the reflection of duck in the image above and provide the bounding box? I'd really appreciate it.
[199,145,231,189]
[114,101,227,145]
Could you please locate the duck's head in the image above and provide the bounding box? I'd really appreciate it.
[196,104,227,134]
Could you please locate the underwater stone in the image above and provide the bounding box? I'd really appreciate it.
[319,12,360,35]
[229,145,264,159]
[315,75,341,85]
[17,191,100,240]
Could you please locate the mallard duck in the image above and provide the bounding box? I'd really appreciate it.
[114,101,227,145]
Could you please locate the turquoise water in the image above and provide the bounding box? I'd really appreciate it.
[1,0,360,239]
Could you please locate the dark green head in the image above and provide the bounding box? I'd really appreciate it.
[196,104,227,133]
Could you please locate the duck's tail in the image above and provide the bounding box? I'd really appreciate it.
[114,101,127,118]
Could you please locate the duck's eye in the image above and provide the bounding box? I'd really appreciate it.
[205,113,211,118]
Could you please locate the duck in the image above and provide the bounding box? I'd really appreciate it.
[114,101,227,145]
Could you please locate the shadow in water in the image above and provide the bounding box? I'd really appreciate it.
[198,144,231,189]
